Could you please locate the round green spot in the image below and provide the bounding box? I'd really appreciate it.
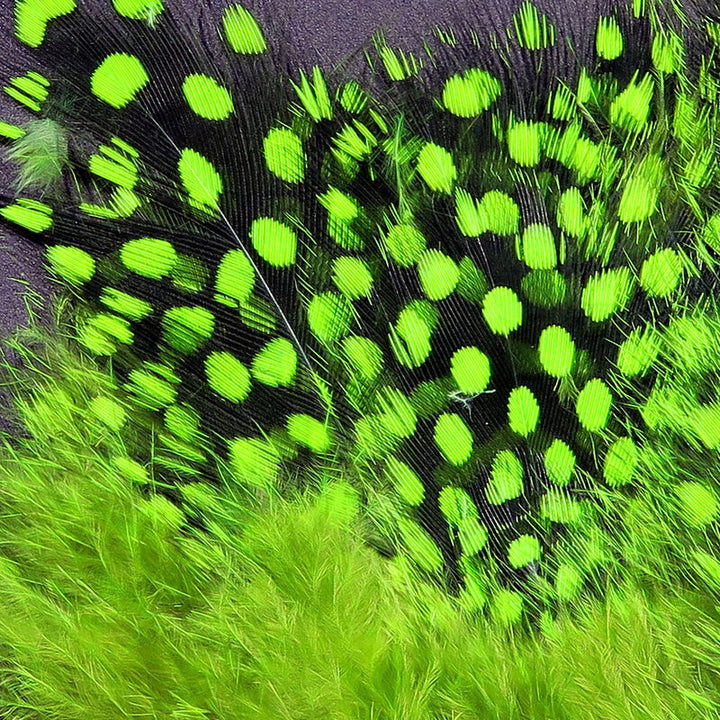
[581,268,632,322]
[507,121,542,167]
[482,286,523,335]
[378,388,417,438]
[215,249,255,304]
[222,4,267,54]
[596,16,623,60]
[640,248,682,297]
[178,148,223,209]
[675,482,719,528]
[557,187,588,237]
[540,490,583,524]
[229,437,280,488]
[450,346,491,395]
[544,439,575,486]
[89,396,127,432]
[603,436,638,487]
[507,386,539,436]
[307,292,354,344]
[287,413,332,453]
[521,223,557,269]
[507,534,541,569]
[384,224,426,266]
[182,73,234,120]
[332,256,373,299]
[263,127,305,183]
[439,486,477,525]
[434,413,474,465]
[250,216,297,267]
[487,450,524,504]
[161,306,214,354]
[120,237,177,279]
[441,68,501,117]
[386,456,425,506]
[576,378,612,432]
[479,191,520,235]
[397,518,443,573]
[15,0,76,48]
[251,338,297,387]
[417,249,459,300]
[458,517,488,555]
[205,351,251,403]
[416,142,457,194]
[91,53,149,108]
[46,245,95,285]
[616,326,659,376]
[342,335,383,380]
[538,325,575,377]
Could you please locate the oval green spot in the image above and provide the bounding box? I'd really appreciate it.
[384,224,426,266]
[507,534,541,569]
[675,482,719,528]
[264,127,305,183]
[307,292,354,344]
[46,245,95,285]
[182,73,234,120]
[603,436,638,487]
[521,223,557,269]
[450,346,491,395]
[229,436,280,488]
[416,142,457,194]
[121,237,177,279]
[332,256,373,299]
[287,413,332,453]
[581,268,632,322]
[222,4,267,54]
[205,351,251,403]
[161,306,214,354]
[250,216,297,267]
[640,248,682,297]
[434,413,473,465]
[178,148,223,209]
[91,53,149,108]
[486,450,524,504]
[342,335,383,380]
[538,325,575,377]
[482,286,523,335]
[442,68,501,117]
[544,439,575,486]
[251,337,297,387]
[507,386,540,436]
[417,249,459,300]
[386,456,425,506]
[576,378,612,432]
[215,249,255,304]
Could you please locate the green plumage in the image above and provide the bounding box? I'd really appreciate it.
[4,0,720,627]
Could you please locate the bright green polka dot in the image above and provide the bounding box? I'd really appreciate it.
[603,436,638,487]
[434,413,474,465]
[416,142,457,194]
[91,53,148,108]
[507,534,541,569]
[596,16,623,60]
[507,386,539,436]
[222,4,267,54]
[229,437,280,488]
[384,224,426,266]
[46,245,95,285]
[342,335,383,380]
[610,73,654,133]
[482,287,523,335]
[479,191,520,235]
[250,217,297,267]
[182,73,234,120]
[100,288,153,321]
[450,346,491,395]
[112,455,150,485]
[417,249,459,300]
[397,517,443,573]
[263,127,305,183]
[487,450,524,504]
[616,326,659,376]
[215,249,255,304]
[120,237,177,279]
[15,0,76,48]
[251,338,297,387]
[205,351,251,403]
[332,256,373,299]
[378,388,417,438]
[164,404,202,442]
[178,148,223,209]
[125,368,177,408]
[581,268,632,322]
[557,187,588,237]
[287,413,332,453]
[458,517,488,555]
[491,588,524,626]
[1,198,52,232]
[544,439,575,486]
[161,306,214,354]
[576,378,612,433]
[618,173,659,222]
[307,292,354,344]
[513,1,555,50]
[540,490,583,524]
[89,396,127,432]
[640,248,682,297]
[113,0,163,20]
[386,456,425,506]
[390,303,435,368]
[521,223,557,269]
[507,121,543,167]
[538,325,575,376]
[442,68,501,117]
[675,482,719,528]
[439,486,477,525]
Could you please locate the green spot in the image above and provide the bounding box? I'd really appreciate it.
[457,257,490,303]
[378,45,420,81]
[164,404,202,442]
[482,287,523,335]
[479,191,520,235]
[46,245,95,285]
[100,288,153,321]
[249,217,297,267]
[91,53,149,108]
[0,198,52,232]
[507,386,540,436]
[215,249,255,304]
[521,223,557,269]
[651,31,683,74]
[442,68,501,117]
[397,518,443,573]
[692,550,720,590]
[576,378,612,432]
[172,254,209,294]
[205,351,251,403]
[603,436,638,487]
[487,450,524,504]
[229,437,280,488]
[264,127,305,183]
[609,73,654,133]
[556,187,588,237]
[386,456,425,506]
[15,0,76,47]
[458,518,488,555]
[0,122,25,140]
[675,482,719,528]
[544,439,575,486]
[416,142,456,194]
[555,564,583,601]
[540,491,583,524]
[161,306,215,354]
[618,172,660,222]
[384,224,426,266]
[332,256,373,299]
[120,237,177,279]
[112,455,150,485]
[378,388,417,438]
[307,292,354,344]
[88,151,138,189]
[450,346,491,394]
[640,248,682,297]
[507,121,543,167]
[439,486,477,525]
[616,326,659,376]
[89,396,127,432]
[434,413,474,465]
[581,267,632,322]
[125,368,177,408]
[318,186,360,222]
[390,303,435,368]
[538,325,575,376]
[287,414,332,453]
[251,338,297,387]
[182,74,234,120]
[342,335,383,380]
[596,16,623,60]
[508,534,541,569]
[417,249,459,300]
[521,270,567,306]
[222,4,267,54]
[178,148,223,209]
[491,589,524,627]
[113,0,164,20]
[513,1,555,49]
[292,66,333,122]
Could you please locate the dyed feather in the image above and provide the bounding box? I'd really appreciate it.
[3,0,720,627]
